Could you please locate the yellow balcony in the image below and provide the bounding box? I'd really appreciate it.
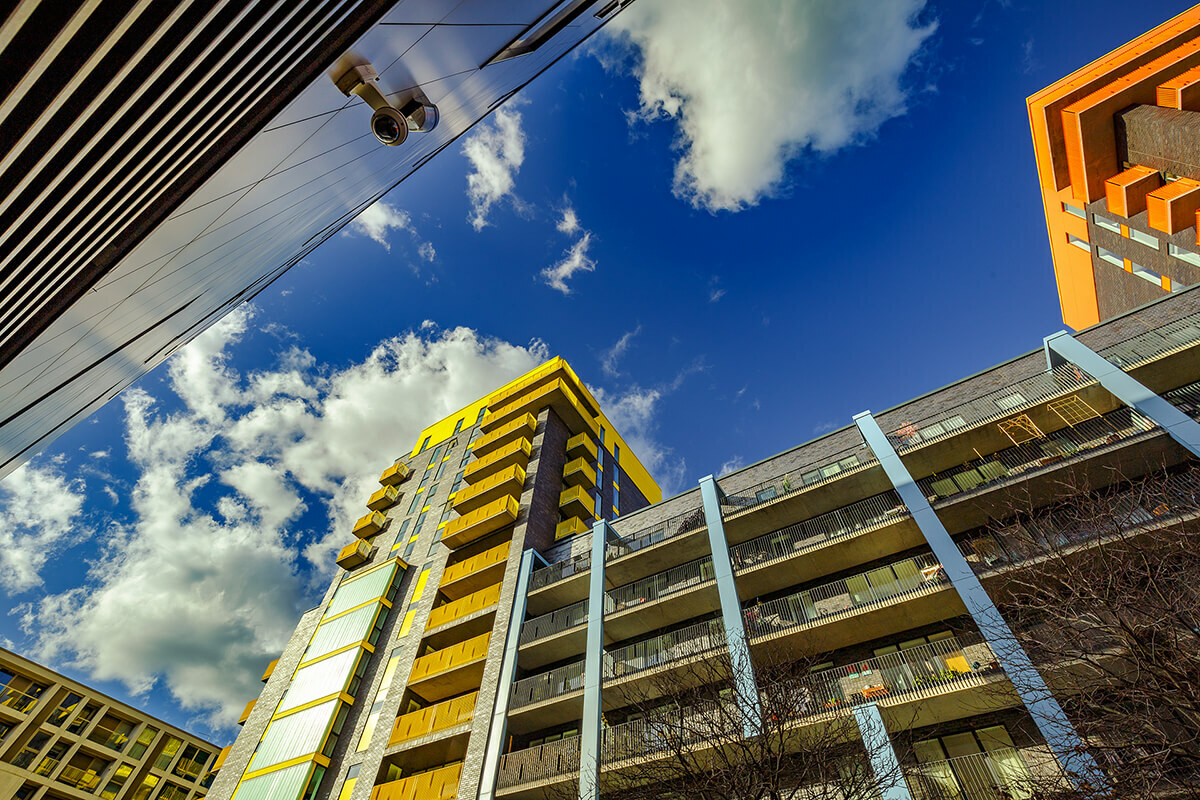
[566,431,598,463]
[353,511,386,539]
[562,457,596,491]
[336,540,372,570]
[212,745,232,773]
[367,485,400,511]
[237,698,255,726]
[463,438,532,485]
[440,541,510,600]
[370,763,461,800]
[482,379,597,438]
[261,659,278,683]
[442,495,519,550]
[472,413,536,459]
[379,461,412,486]
[556,517,589,540]
[483,359,599,421]
[408,633,491,701]
[452,464,525,516]
[559,485,593,520]
[426,583,501,632]
[388,692,478,747]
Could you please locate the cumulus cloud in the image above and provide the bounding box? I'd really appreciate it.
[542,233,596,294]
[0,463,88,593]
[21,306,548,728]
[604,0,935,211]
[346,200,413,251]
[602,325,641,378]
[463,108,526,231]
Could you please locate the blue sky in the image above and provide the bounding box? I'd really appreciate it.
[0,0,1192,745]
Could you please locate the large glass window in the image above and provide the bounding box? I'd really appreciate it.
[131,775,160,800]
[127,726,158,760]
[1062,202,1085,219]
[1132,264,1165,286]
[1067,234,1090,252]
[1097,247,1123,267]
[46,692,82,726]
[100,764,134,800]
[173,744,211,781]
[1093,213,1121,233]
[155,737,182,771]
[1170,242,1200,266]
[1128,226,1158,249]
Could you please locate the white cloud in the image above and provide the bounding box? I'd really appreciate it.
[718,456,745,477]
[418,241,436,262]
[22,306,548,728]
[602,325,642,378]
[346,201,412,251]
[541,232,596,294]
[604,0,935,211]
[557,206,581,236]
[463,108,526,231]
[0,463,88,593]
[90,449,111,459]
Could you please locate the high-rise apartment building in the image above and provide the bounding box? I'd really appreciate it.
[212,291,1200,800]
[1029,5,1200,329]
[0,0,640,481]
[0,647,219,800]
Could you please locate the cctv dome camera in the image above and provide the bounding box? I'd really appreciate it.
[371,107,408,146]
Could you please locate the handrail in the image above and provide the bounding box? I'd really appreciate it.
[718,440,878,515]
[606,504,706,561]
[604,618,726,681]
[497,735,581,790]
[519,599,587,645]
[607,556,714,613]
[510,661,585,709]
[1098,308,1200,370]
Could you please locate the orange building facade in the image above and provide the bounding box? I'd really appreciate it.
[1029,5,1200,328]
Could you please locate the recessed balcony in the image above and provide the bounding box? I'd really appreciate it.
[407,632,491,703]
[473,413,537,459]
[389,692,477,748]
[440,541,510,600]
[371,762,461,800]
[336,540,372,570]
[463,438,532,485]
[562,458,596,491]
[367,485,400,511]
[558,485,592,520]
[379,461,412,486]
[442,495,520,550]
[424,583,502,649]
[565,432,597,463]
[353,511,387,539]
[452,464,525,516]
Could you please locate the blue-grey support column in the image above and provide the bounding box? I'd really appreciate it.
[479,549,535,800]
[699,475,762,739]
[579,520,608,800]
[854,411,1106,792]
[853,703,913,800]
[1045,330,1200,458]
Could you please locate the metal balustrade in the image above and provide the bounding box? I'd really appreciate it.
[510,661,586,709]
[497,735,581,789]
[519,600,588,645]
[528,550,591,593]
[604,618,726,680]
[906,747,1034,800]
[608,556,715,613]
[1098,309,1200,370]
[602,698,737,765]
[1165,379,1200,419]
[916,407,1156,505]
[719,441,878,515]
[885,363,1094,453]
[745,553,946,639]
[606,505,707,561]
[730,491,909,572]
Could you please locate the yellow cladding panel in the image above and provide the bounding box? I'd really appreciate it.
[555,517,589,540]
[379,461,411,486]
[370,763,462,800]
[409,633,491,682]
[442,495,519,549]
[441,541,510,586]
[559,485,592,519]
[388,693,477,747]
[213,745,232,773]
[367,485,400,511]
[237,698,255,725]
[336,540,372,570]
[261,659,279,683]
[425,583,501,631]
[481,378,597,437]
[462,438,531,484]
[562,457,596,491]
[352,511,386,539]
[470,414,535,459]
[565,432,597,463]
[451,464,525,515]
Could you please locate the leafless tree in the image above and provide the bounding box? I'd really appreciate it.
[966,462,1200,799]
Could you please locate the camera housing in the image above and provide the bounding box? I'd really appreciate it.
[329,56,439,147]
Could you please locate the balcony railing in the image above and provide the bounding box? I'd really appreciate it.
[916,407,1156,505]
[606,504,706,561]
[497,735,581,790]
[885,363,1094,453]
[719,440,878,515]
[389,692,478,747]
[604,618,726,681]
[510,661,585,710]
[528,549,591,593]
[519,599,587,645]
[607,556,714,613]
[0,685,44,713]
[730,491,909,572]
[602,698,735,765]
[1098,308,1200,370]
[1165,379,1200,420]
[906,747,1034,800]
[744,553,945,639]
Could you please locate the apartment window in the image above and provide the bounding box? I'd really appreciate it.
[156,782,188,800]
[155,737,182,771]
[130,775,160,800]
[1127,226,1158,249]
[66,703,99,734]
[425,445,443,468]
[1169,242,1200,267]
[1062,202,1086,219]
[46,692,82,726]
[173,745,210,781]
[449,473,464,496]
[389,519,411,550]
[407,491,423,515]
[413,511,428,535]
[1093,213,1121,233]
[434,459,448,480]
[1097,247,1123,267]
[1132,264,1165,287]
[613,444,620,463]
[594,491,602,520]
[127,726,158,760]
[452,418,464,435]
[476,407,487,424]
[598,427,605,444]
[418,436,431,453]
[322,706,351,758]
[1067,234,1089,252]
[100,764,134,800]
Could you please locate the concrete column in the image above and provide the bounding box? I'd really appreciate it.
[1045,330,1200,458]
[852,703,912,800]
[579,521,608,800]
[853,411,1106,792]
[699,475,762,739]
[478,549,535,800]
